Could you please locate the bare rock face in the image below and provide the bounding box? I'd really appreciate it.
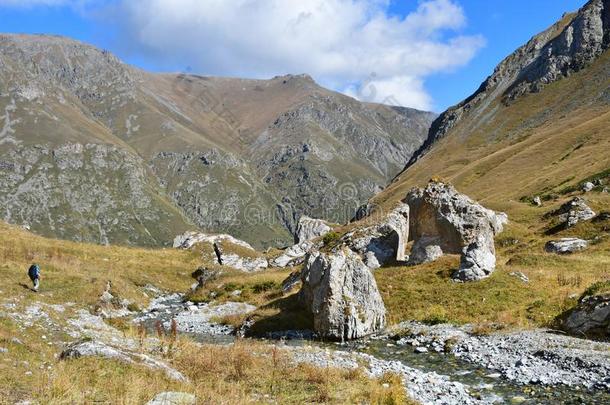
[299,248,386,340]
[545,238,589,254]
[342,203,410,269]
[405,182,507,281]
[295,216,331,243]
[213,241,269,272]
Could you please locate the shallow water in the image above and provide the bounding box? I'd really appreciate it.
[137,297,609,404]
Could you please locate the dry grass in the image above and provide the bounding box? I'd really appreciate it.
[375,212,610,328]
[0,221,202,308]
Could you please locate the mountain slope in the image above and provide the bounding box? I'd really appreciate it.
[374,0,610,215]
[0,34,435,247]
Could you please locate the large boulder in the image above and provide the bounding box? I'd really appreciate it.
[545,238,589,254]
[299,248,386,340]
[342,203,410,269]
[405,182,507,281]
[561,287,610,338]
[295,216,331,243]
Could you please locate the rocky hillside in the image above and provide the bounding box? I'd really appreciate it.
[373,0,610,214]
[0,34,435,248]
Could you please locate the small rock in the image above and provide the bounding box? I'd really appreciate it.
[581,182,594,192]
[414,346,429,354]
[533,196,542,206]
[11,337,23,345]
[230,290,242,297]
[146,392,196,405]
[509,271,529,283]
[0,347,8,353]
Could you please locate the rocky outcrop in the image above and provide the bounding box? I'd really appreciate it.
[60,340,187,381]
[547,197,596,228]
[173,231,255,250]
[271,241,317,267]
[295,216,331,243]
[562,292,610,337]
[173,231,267,272]
[342,203,410,269]
[545,238,589,254]
[405,182,507,281]
[299,248,386,340]
[213,242,269,272]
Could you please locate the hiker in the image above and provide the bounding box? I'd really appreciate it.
[28,263,40,292]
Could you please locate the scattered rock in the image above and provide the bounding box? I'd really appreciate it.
[414,346,428,354]
[0,347,8,353]
[509,271,529,283]
[299,248,386,340]
[95,280,133,319]
[533,196,542,206]
[581,182,595,192]
[295,216,331,243]
[547,197,596,228]
[405,182,507,281]
[146,392,196,405]
[545,238,588,254]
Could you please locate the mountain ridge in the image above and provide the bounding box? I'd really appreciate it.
[0,33,435,247]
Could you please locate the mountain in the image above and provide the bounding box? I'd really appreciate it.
[0,34,435,247]
[374,0,610,213]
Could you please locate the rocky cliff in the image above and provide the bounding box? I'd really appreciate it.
[0,34,435,247]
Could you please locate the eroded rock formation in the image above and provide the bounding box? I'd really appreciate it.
[405,182,507,281]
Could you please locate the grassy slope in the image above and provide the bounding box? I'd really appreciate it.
[365,49,610,329]
[0,222,408,404]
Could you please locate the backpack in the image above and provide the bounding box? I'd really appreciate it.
[28,264,40,279]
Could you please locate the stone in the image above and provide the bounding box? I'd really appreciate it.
[405,182,507,281]
[414,346,429,354]
[173,231,254,250]
[407,236,443,265]
[0,347,7,353]
[509,272,529,283]
[581,182,595,192]
[547,197,596,228]
[146,392,197,405]
[545,238,588,254]
[342,203,410,269]
[272,240,318,268]
[299,248,386,340]
[281,270,302,292]
[295,216,331,243]
[533,196,542,206]
[213,242,268,272]
[562,293,610,337]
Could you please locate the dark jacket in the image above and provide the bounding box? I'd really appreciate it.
[28,264,40,280]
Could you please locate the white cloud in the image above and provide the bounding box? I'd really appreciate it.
[4,0,485,110]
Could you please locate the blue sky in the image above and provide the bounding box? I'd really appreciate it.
[0,0,587,112]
